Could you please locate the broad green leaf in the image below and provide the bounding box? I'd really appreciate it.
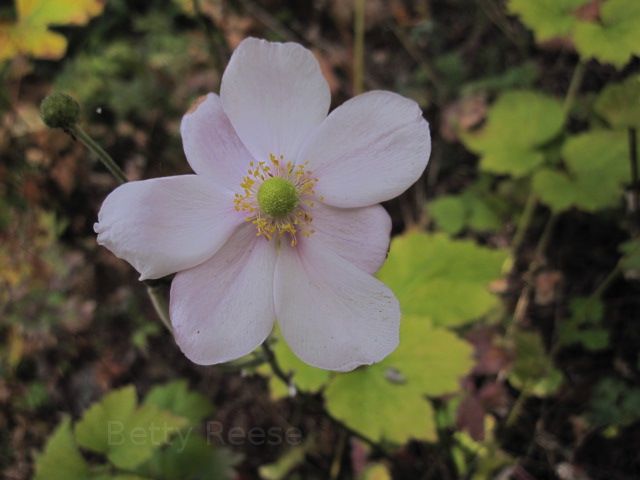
[34,417,90,480]
[261,333,331,399]
[430,190,503,235]
[74,386,188,470]
[378,233,507,327]
[573,0,640,68]
[429,196,467,235]
[325,318,473,444]
[0,0,105,61]
[595,75,640,129]
[533,130,629,212]
[136,435,239,480]
[462,91,564,177]
[144,380,213,426]
[507,0,590,41]
[508,331,562,397]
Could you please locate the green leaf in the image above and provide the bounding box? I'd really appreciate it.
[430,189,503,235]
[136,435,239,480]
[620,239,640,272]
[558,297,609,351]
[462,91,564,177]
[429,196,467,235]
[574,0,640,68]
[589,378,640,427]
[34,417,90,480]
[144,380,214,425]
[508,331,563,397]
[325,317,473,444]
[595,75,640,129]
[74,386,188,470]
[533,130,629,212]
[378,233,507,327]
[507,0,590,42]
[261,332,331,399]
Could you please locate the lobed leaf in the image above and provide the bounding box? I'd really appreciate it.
[0,0,105,61]
[461,91,564,177]
[325,317,473,444]
[378,232,508,327]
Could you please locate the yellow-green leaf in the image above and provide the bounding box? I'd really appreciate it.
[378,232,507,327]
[507,0,590,42]
[461,91,564,177]
[74,386,188,470]
[34,417,90,480]
[595,75,640,129]
[573,0,640,69]
[533,130,629,212]
[325,318,473,444]
[0,0,105,61]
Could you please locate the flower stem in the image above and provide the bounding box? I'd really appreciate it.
[628,128,639,224]
[592,263,622,299]
[261,341,385,452]
[353,0,366,95]
[69,125,128,184]
[511,190,537,253]
[563,61,586,119]
[145,284,173,333]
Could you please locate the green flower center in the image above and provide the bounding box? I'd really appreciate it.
[257,177,299,218]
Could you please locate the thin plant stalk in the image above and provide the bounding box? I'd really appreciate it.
[353,0,366,95]
[69,125,128,184]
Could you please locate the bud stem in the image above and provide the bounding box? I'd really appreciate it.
[69,125,128,184]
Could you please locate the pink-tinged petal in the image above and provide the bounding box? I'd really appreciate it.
[94,175,241,280]
[170,225,277,365]
[220,37,330,163]
[309,203,391,274]
[274,241,400,371]
[301,90,431,208]
[180,93,253,189]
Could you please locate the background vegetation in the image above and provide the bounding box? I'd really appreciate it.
[1,0,639,478]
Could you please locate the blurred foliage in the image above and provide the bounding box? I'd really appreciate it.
[3,0,640,478]
[509,0,640,68]
[34,383,238,480]
[462,90,564,177]
[0,0,105,61]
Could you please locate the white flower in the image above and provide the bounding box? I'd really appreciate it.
[94,38,431,371]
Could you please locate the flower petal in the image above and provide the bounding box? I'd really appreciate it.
[170,225,277,365]
[274,241,400,371]
[94,175,241,280]
[220,37,330,162]
[301,90,431,208]
[309,203,391,274]
[180,93,253,189]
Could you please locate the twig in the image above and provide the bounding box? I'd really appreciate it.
[353,0,366,95]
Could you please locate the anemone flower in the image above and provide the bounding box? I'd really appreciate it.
[95,37,431,371]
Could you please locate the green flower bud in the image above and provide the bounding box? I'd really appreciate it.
[40,92,80,129]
